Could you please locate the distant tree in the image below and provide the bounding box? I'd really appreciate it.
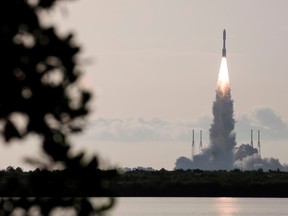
[15,167,23,172]
[6,166,14,172]
[0,0,116,215]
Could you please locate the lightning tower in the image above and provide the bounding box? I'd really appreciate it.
[192,129,195,160]
[251,129,254,147]
[199,130,203,154]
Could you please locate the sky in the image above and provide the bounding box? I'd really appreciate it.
[1,0,288,170]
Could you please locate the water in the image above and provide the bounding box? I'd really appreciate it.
[108,197,288,216]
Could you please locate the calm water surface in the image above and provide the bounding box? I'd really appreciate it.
[108,197,288,216]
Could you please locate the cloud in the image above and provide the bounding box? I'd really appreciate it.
[85,116,210,143]
[80,107,288,144]
[236,107,288,140]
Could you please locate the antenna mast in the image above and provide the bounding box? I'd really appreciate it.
[199,130,203,154]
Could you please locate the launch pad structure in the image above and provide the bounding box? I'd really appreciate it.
[191,129,262,161]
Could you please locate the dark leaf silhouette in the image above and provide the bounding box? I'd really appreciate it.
[0,0,117,215]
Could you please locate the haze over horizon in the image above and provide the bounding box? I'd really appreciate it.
[1,0,288,170]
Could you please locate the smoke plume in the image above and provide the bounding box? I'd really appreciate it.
[208,85,236,169]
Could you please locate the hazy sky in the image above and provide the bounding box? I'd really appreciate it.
[1,0,288,170]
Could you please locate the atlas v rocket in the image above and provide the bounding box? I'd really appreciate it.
[222,29,226,57]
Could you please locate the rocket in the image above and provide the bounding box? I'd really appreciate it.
[222,29,226,57]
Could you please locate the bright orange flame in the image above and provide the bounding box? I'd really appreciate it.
[217,57,230,95]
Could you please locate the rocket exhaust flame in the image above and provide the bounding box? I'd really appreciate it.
[217,57,230,95]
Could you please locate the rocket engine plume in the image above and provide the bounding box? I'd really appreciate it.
[217,57,230,95]
[209,29,236,169]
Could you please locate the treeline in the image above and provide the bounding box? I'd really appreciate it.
[2,167,288,197]
[0,167,117,196]
[113,169,288,197]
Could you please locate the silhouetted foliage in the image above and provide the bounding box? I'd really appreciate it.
[112,169,288,197]
[1,167,288,198]
[0,167,117,196]
[0,0,117,215]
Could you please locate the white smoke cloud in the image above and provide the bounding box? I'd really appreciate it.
[234,144,257,161]
[234,154,288,171]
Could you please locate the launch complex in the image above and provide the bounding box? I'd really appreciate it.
[178,30,263,170]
